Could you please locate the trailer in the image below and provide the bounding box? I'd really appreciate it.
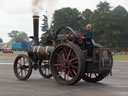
[12,42,32,51]
[12,43,22,50]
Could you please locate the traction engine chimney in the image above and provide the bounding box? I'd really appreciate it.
[33,16,39,45]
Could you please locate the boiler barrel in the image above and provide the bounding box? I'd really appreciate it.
[28,46,54,60]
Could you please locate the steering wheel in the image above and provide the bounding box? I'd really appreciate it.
[55,26,76,43]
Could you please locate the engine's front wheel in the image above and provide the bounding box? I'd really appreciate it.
[13,54,32,80]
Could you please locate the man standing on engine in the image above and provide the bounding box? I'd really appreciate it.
[84,24,93,56]
[85,24,92,44]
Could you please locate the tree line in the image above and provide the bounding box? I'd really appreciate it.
[1,1,127,51]
[0,30,29,44]
[42,1,128,51]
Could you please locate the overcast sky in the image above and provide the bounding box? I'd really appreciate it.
[0,0,128,43]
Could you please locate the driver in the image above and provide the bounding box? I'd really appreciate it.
[84,24,93,56]
[84,24,92,44]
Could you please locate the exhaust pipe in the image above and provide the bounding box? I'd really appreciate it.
[33,16,39,45]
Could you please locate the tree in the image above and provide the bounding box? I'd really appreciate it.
[112,6,128,48]
[52,7,82,32]
[8,30,29,43]
[0,38,3,43]
[41,2,128,50]
[41,15,48,32]
[91,1,114,48]
[81,9,93,32]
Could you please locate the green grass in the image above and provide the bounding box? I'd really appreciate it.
[113,54,128,60]
[0,54,19,57]
[0,53,128,61]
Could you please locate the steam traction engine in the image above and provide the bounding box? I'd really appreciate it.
[13,16,113,85]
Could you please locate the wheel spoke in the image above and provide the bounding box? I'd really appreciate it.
[25,68,29,73]
[18,70,22,75]
[57,65,64,71]
[69,57,78,63]
[54,64,63,67]
[45,67,46,75]
[62,29,66,40]
[71,65,79,69]
[62,50,66,61]
[70,51,74,61]
[17,63,22,66]
[41,68,45,72]
[57,58,61,63]
[67,49,72,60]
[24,60,28,65]
[24,69,26,76]
[94,73,98,77]
[63,48,68,56]
[56,53,64,61]
[48,68,50,75]
[89,73,92,78]
[72,68,77,75]
[66,32,72,39]
[69,69,74,77]
[87,73,89,77]
[67,69,70,80]
[21,70,23,78]
[23,57,25,65]
[58,69,65,77]
[17,65,20,69]
[71,60,79,65]
[64,68,66,80]
[20,58,22,65]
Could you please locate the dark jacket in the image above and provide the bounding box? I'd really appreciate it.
[86,30,92,42]
[84,30,92,43]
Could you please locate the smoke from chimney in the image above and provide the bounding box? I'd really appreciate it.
[32,0,59,28]
[32,0,46,15]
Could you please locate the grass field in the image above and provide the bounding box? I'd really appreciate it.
[113,54,128,60]
[0,53,128,61]
[0,54,19,57]
[0,51,27,57]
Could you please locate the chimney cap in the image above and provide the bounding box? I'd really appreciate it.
[33,16,39,19]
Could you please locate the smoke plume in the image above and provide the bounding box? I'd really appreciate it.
[32,0,59,28]
[32,0,46,15]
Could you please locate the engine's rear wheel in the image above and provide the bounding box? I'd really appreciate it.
[50,42,85,85]
[13,54,32,80]
[82,72,109,83]
[82,51,113,83]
